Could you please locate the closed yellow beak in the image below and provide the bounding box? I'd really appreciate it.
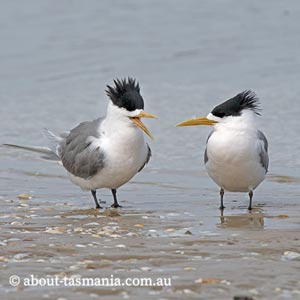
[176,117,217,127]
[129,111,157,140]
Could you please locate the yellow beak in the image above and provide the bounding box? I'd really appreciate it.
[176,117,217,127]
[129,111,157,140]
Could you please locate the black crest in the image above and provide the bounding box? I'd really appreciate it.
[211,90,260,118]
[106,77,144,111]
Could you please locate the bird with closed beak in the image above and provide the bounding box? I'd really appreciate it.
[176,91,269,210]
[4,78,157,209]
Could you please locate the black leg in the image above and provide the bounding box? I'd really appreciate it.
[111,189,122,208]
[220,207,225,224]
[91,190,102,209]
[220,188,225,210]
[248,190,253,210]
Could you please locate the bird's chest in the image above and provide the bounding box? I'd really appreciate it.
[205,128,265,192]
[206,130,255,166]
[101,128,147,171]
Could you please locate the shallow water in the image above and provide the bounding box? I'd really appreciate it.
[1,1,300,299]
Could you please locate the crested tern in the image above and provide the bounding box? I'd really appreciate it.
[176,91,269,210]
[4,78,157,209]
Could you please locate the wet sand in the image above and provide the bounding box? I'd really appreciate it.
[1,171,300,300]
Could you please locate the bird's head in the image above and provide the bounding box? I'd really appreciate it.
[176,90,260,129]
[106,77,157,139]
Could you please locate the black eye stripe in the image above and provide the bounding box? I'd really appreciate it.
[212,111,226,118]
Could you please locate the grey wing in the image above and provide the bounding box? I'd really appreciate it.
[59,118,106,179]
[257,130,269,173]
[138,144,151,172]
[204,131,214,164]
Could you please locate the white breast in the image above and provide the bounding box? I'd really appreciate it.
[205,113,266,192]
[69,109,149,191]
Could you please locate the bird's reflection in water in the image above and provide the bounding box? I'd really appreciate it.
[218,209,264,229]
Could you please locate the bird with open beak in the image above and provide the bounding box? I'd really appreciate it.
[176,91,269,210]
[4,78,157,209]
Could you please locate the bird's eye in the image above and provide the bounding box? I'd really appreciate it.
[213,111,225,118]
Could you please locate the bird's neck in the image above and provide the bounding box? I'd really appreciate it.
[102,102,141,138]
[215,110,258,134]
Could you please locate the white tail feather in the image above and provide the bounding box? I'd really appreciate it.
[3,143,60,161]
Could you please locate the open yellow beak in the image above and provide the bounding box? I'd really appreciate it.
[129,111,157,140]
[176,117,217,127]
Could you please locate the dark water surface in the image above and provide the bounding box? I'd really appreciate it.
[1,1,300,299]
